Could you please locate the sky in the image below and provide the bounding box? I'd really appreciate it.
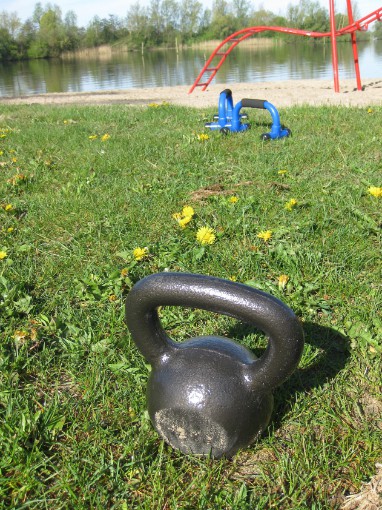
[1,0,381,28]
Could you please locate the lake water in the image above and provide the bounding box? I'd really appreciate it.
[1,40,381,97]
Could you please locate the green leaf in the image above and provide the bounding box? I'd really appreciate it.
[14,295,33,314]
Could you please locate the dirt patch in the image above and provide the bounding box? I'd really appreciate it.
[189,181,254,201]
[341,463,382,510]
[229,448,277,481]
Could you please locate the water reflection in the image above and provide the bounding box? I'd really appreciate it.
[1,40,381,97]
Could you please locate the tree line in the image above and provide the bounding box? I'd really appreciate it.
[0,0,378,61]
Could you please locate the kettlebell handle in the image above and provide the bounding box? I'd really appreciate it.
[125,272,304,390]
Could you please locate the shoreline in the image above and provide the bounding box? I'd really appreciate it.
[1,78,382,108]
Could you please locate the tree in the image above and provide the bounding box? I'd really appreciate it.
[26,4,72,57]
[0,27,18,59]
[250,8,280,27]
[126,3,150,46]
[198,8,212,37]
[0,11,22,38]
[32,2,44,27]
[99,15,124,43]
[83,16,102,47]
[149,0,165,45]
[63,10,81,51]
[17,19,37,57]
[179,0,203,42]
[38,7,65,56]
[372,18,382,39]
[0,11,24,59]
[286,0,329,32]
[208,0,237,39]
[161,0,180,45]
[231,0,251,27]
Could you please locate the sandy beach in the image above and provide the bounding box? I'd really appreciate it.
[1,78,382,108]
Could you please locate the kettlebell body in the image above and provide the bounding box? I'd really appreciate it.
[125,272,304,458]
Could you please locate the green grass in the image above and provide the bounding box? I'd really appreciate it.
[0,101,381,509]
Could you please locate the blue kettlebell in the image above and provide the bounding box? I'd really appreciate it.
[125,272,304,458]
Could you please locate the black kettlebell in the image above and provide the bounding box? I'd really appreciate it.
[125,272,304,458]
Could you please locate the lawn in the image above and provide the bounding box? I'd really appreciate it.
[0,102,381,509]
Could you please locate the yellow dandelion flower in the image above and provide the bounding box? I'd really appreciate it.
[108,294,117,302]
[181,205,195,218]
[101,133,110,142]
[278,274,289,290]
[173,205,195,228]
[368,186,382,198]
[133,247,148,261]
[196,226,216,245]
[0,251,7,260]
[12,157,17,163]
[178,216,192,228]
[285,198,298,211]
[4,204,13,212]
[14,330,28,341]
[197,133,209,141]
[278,170,287,175]
[229,196,238,203]
[120,268,129,277]
[7,227,14,233]
[367,108,373,114]
[89,134,98,140]
[257,230,273,242]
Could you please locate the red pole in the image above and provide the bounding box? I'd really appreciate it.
[329,0,340,92]
[346,0,362,90]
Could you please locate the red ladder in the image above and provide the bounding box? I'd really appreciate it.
[189,29,259,92]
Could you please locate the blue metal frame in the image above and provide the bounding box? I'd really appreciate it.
[205,89,291,140]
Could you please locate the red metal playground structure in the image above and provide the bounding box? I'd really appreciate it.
[189,0,382,94]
